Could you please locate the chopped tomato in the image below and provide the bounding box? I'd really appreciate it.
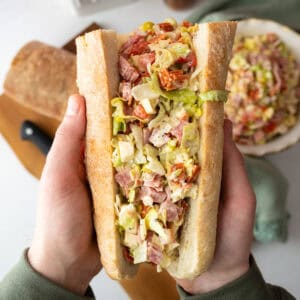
[187,165,201,183]
[182,20,192,28]
[159,22,174,32]
[263,121,277,133]
[158,69,188,91]
[133,104,149,119]
[123,247,133,263]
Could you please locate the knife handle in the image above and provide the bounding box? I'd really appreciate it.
[20,121,53,155]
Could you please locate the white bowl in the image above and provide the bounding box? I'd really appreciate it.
[232,19,300,156]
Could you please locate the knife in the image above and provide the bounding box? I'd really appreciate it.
[20,120,53,155]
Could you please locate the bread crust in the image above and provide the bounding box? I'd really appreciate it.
[167,21,236,279]
[4,41,77,120]
[76,30,137,280]
[76,21,236,280]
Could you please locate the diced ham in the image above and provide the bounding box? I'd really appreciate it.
[147,242,162,264]
[138,186,166,204]
[120,82,132,104]
[115,169,133,191]
[149,127,170,147]
[143,174,164,192]
[143,128,152,144]
[123,103,134,116]
[137,52,155,72]
[170,120,188,143]
[119,56,140,83]
[160,199,183,222]
[271,62,282,95]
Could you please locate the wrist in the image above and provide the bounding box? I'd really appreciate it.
[177,263,250,295]
[28,245,91,295]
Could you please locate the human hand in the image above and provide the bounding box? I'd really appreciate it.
[28,95,101,295]
[176,120,256,294]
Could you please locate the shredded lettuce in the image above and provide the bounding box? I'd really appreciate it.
[140,98,158,114]
[118,141,134,162]
[134,150,147,164]
[131,83,160,101]
[148,104,166,129]
[139,219,147,241]
[145,209,168,241]
[119,204,138,233]
[168,42,190,60]
[132,241,148,264]
[113,117,126,136]
[198,90,229,103]
[143,144,166,175]
[123,232,139,249]
[181,122,199,155]
[144,144,159,158]
[151,73,197,104]
[131,125,147,164]
[143,159,166,175]
[111,98,127,135]
[128,188,136,203]
[112,147,122,167]
[152,48,175,71]
[131,125,143,150]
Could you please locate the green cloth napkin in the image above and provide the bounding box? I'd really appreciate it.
[187,0,297,242]
[188,0,300,29]
[245,157,289,242]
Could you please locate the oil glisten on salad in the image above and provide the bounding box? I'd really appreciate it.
[111,19,227,271]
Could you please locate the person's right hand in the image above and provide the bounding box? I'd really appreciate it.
[177,120,256,295]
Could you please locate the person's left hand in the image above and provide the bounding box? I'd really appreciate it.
[28,95,101,295]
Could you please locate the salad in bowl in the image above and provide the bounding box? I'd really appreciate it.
[225,19,300,155]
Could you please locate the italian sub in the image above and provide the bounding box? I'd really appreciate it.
[76,19,236,280]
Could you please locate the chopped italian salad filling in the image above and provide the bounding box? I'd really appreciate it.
[111,19,227,271]
[225,33,300,145]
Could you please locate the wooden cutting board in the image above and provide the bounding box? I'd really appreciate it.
[0,23,179,300]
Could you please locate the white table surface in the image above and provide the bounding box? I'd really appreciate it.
[0,1,299,299]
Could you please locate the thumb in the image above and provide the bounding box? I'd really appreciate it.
[46,95,86,172]
[221,119,256,230]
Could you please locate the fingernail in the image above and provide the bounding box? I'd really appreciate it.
[66,96,80,116]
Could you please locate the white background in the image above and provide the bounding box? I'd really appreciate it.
[0,0,299,298]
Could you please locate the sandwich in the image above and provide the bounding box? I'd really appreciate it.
[76,19,236,280]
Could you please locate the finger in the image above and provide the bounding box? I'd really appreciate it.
[46,95,86,171]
